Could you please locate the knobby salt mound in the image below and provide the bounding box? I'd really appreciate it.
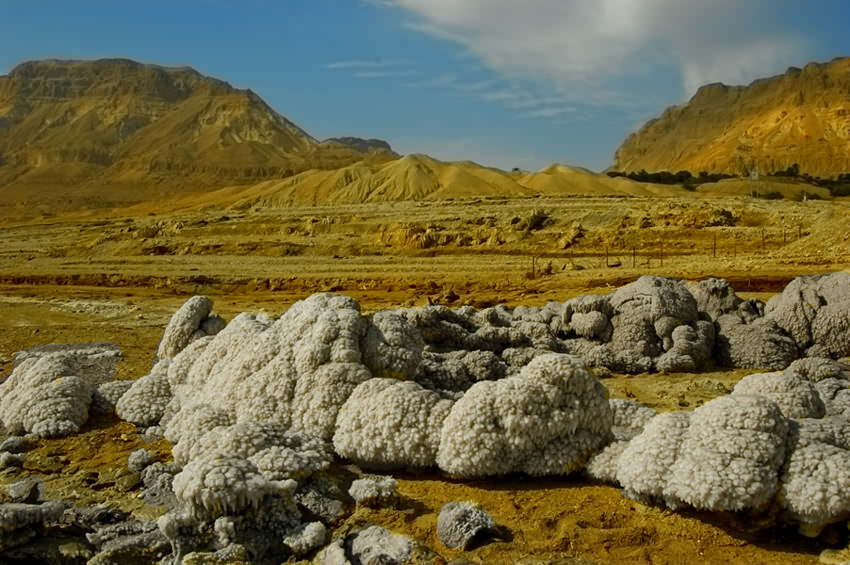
[0,342,121,437]
[6,273,850,562]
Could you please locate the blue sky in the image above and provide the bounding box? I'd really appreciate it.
[1,0,848,171]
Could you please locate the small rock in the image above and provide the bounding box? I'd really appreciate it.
[348,525,412,565]
[0,452,25,468]
[349,475,396,505]
[128,449,154,474]
[0,436,31,454]
[7,477,44,503]
[437,501,496,550]
[116,472,141,493]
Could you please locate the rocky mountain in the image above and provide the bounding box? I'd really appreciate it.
[323,136,396,155]
[0,58,393,214]
[613,57,850,178]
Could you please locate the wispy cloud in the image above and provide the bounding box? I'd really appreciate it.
[323,58,415,70]
[386,0,807,107]
[401,72,459,88]
[520,106,574,119]
[354,69,419,79]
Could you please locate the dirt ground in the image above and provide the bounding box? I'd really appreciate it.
[2,193,850,564]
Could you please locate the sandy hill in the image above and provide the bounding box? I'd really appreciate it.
[613,57,850,178]
[122,157,692,214]
[0,58,393,215]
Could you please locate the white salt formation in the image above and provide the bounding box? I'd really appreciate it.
[0,342,121,438]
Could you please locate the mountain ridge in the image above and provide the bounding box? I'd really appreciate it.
[613,57,850,177]
[0,58,393,214]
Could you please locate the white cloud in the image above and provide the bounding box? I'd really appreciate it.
[521,106,574,119]
[323,58,415,70]
[354,69,419,78]
[387,0,806,104]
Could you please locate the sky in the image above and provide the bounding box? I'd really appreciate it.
[1,0,848,172]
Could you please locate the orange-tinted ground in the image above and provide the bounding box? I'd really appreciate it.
[2,194,850,564]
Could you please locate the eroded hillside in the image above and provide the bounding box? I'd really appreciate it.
[614,57,850,177]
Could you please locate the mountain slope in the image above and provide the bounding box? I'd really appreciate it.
[613,57,850,177]
[0,58,391,214]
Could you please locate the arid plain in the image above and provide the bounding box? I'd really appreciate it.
[3,187,850,564]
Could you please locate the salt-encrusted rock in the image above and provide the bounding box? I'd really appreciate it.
[684,277,744,321]
[159,294,372,442]
[172,453,299,521]
[333,378,455,468]
[153,296,217,365]
[780,417,850,526]
[0,436,31,454]
[86,517,170,563]
[361,310,424,379]
[12,341,122,385]
[609,399,657,441]
[437,502,496,549]
[128,449,154,474]
[619,395,789,511]
[785,357,850,383]
[617,412,691,506]
[172,420,332,481]
[162,450,303,562]
[765,272,850,358]
[91,380,134,415]
[295,476,348,525]
[814,378,850,418]
[162,402,234,456]
[347,524,413,565]
[715,314,799,369]
[585,440,629,484]
[349,475,397,505]
[436,353,612,477]
[733,371,826,419]
[0,354,96,438]
[0,453,24,468]
[569,311,611,340]
[666,395,788,510]
[283,521,327,555]
[116,361,172,427]
[0,500,67,551]
[6,477,43,504]
[140,462,181,508]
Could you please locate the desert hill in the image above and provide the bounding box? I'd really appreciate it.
[118,156,695,215]
[613,57,850,178]
[323,136,397,155]
[0,58,393,214]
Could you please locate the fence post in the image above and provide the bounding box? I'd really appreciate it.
[713,233,717,258]
[632,247,636,268]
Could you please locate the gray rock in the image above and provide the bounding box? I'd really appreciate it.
[128,448,154,474]
[0,435,32,454]
[348,525,412,565]
[140,462,181,508]
[0,452,25,468]
[437,501,496,549]
[7,477,43,504]
[295,477,348,525]
[319,538,351,565]
[0,500,67,550]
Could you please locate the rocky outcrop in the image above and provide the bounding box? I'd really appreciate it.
[613,57,850,178]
